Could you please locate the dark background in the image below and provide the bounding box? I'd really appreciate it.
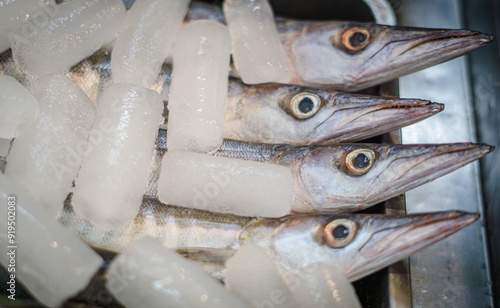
[462,0,500,307]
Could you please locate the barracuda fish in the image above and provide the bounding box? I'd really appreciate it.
[58,199,478,287]
[203,138,493,213]
[158,66,443,145]
[152,132,494,213]
[0,199,479,306]
[186,2,493,91]
[226,79,442,145]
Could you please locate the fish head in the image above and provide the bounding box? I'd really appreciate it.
[288,21,493,90]
[226,81,443,145]
[285,143,494,212]
[246,211,478,282]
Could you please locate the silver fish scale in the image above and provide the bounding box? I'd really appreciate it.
[60,197,253,253]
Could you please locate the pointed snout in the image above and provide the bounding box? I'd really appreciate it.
[388,28,494,66]
[313,95,444,144]
[345,211,479,281]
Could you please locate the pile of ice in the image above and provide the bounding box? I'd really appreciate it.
[106,237,247,308]
[0,0,345,306]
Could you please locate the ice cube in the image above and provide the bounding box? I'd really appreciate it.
[71,83,163,230]
[167,20,231,153]
[0,75,40,139]
[0,0,56,53]
[223,0,291,84]
[5,74,96,217]
[111,0,190,88]
[157,151,293,217]
[106,237,247,308]
[11,0,126,77]
[0,174,103,308]
[225,244,300,308]
[286,263,361,308]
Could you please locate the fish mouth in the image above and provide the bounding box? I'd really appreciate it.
[398,30,494,57]
[345,211,478,281]
[350,29,493,91]
[366,143,494,203]
[311,98,443,144]
[387,29,493,69]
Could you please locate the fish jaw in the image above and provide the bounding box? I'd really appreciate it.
[344,211,479,281]
[364,143,495,204]
[287,143,493,213]
[310,95,444,144]
[350,29,494,91]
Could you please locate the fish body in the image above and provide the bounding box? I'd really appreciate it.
[187,2,493,91]
[59,198,478,283]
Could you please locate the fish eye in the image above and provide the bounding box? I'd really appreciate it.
[290,92,322,120]
[345,149,375,176]
[324,219,357,248]
[341,27,371,53]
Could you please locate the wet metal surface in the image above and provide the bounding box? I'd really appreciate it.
[463,0,500,305]
[398,0,494,307]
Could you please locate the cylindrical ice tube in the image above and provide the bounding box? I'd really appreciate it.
[158,151,294,217]
[72,83,163,230]
[286,263,361,308]
[111,0,190,88]
[106,237,247,308]
[167,20,231,153]
[5,74,96,217]
[223,0,291,84]
[0,174,103,308]
[0,0,56,52]
[0,75,40,139]
[11,0,126,77]
[225,244,300,308]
